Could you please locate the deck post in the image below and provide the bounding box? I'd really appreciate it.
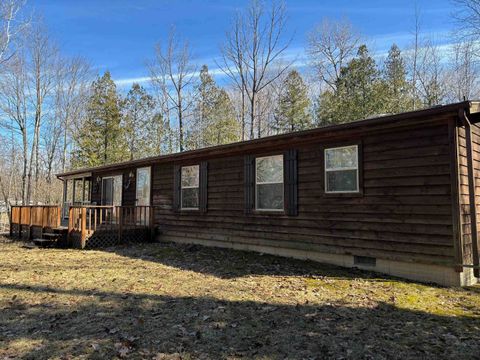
[62,180,67,219]
[81,207,87,249]
[9,205,13,238]
[57,206,61,228]
[118,207,123,244]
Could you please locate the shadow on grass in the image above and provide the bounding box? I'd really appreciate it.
[104,241,404,282]
[1,282,479,359]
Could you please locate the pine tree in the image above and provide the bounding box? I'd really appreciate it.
[317,45,387,124]
[383,44,412,113]
[190,65,239,148]
[73,71,127,167]
[121,83,155,160]
[274,70,312,133]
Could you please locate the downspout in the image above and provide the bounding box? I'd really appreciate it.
[459,109,480,278]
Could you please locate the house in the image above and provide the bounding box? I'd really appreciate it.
[47,101,480,286]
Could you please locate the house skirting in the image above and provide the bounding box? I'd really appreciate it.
[159,235,478,287]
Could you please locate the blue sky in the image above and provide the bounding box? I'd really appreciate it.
[29,0,456,90]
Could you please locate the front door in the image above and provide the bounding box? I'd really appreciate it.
[136,167,151,224]
[101,176,122,206]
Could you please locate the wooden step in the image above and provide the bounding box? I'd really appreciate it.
[53,226,68,232]
[42,232,62,239]
[33,238,56,248]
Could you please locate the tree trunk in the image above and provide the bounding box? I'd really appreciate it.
[249,94,255,140]
[241,89,246,141]
[178,91,184,152]
[21,130,27,204]
[26,114,40,205]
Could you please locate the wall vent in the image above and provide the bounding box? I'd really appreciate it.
[354,255,376,267]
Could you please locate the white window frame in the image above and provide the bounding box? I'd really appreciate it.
[181,165,200,210]
[324,145,359,194]
[255,155,284,211]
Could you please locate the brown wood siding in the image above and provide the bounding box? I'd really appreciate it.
[150,118,456,266]
[458,123,480,264]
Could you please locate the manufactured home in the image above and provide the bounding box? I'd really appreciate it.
[11,101,480,286]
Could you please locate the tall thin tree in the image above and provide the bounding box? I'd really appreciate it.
[218,0,292,139]
[150,29,196,152]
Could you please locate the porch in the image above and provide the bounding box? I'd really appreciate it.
[61,172,93,218]
[10,205,156,249]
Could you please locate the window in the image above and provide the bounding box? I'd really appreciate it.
[255,155,284,211]
[181,165,199,209]
[325,145,359,193]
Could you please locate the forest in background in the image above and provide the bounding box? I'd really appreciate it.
[1,0,480,214]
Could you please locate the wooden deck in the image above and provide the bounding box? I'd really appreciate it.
[10,205,155,249]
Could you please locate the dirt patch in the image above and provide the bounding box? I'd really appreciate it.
[0,237,479,359]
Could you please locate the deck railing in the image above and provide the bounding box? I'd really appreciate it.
[68,205,155,247]
[10,205,62,238]
[9,205,155,247]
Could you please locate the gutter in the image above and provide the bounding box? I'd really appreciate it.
[459,109,480,278]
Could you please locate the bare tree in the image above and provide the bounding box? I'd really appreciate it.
[448,40,480,101]
[148,52,175,154]
[409,3,421,110]
[453,0,480,45]
[307,18,360,94]
[41,56,90,202]
[0,128,20,220]
[149,29,196,152]
[217,14,249,140]
[218,0,292,140]
[57,57,91,172]
[25,24,59,204]
[0,0,27,67]
[0,51,29,203]
[415,38,447,107]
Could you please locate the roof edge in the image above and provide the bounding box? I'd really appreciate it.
[57,101,475,179]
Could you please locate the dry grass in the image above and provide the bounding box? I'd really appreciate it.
[0,212,9,233]
[0,237,479,359]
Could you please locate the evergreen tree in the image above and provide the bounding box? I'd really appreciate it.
[121,83,155,160]
[274,70,312,133]
[383,44,412,113]
[317,45,387,124]
[73,71,127,167]
[190,65,239,148]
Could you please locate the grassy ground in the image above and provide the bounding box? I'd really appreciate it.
[0,237,479,359]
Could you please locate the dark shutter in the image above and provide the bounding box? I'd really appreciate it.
[199,161,208,213]
[244,155,255,214]
[173,164,181,212]
[284,149,298,216]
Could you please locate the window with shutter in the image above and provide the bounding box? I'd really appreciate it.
[181,165,200,210]
[174,162,208,212]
